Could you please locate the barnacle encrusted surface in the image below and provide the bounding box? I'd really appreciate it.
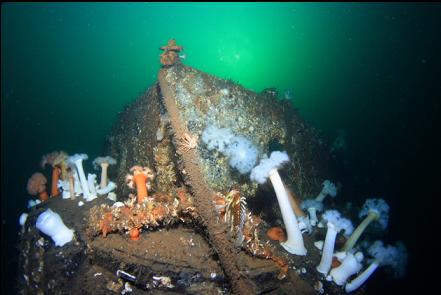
[87,192,196,238]
[153,137,179,195]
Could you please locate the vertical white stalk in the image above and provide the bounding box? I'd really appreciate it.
[73,158,90,200]
[269,169,307,256]
[72,170,82,195]
[87,173,98,198]
[69,175,75,200]
[308,207,318,226]
[317,222,338,275]
[100,163,109,189]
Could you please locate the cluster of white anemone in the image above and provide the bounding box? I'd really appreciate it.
[62,154,117,202]
[20,153,118,248]
[201,126,407,292]
[309,196,406,292]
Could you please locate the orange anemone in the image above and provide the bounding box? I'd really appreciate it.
[51,166,61,197]
[100,212,113,238]
[129,228,140,241]
[27,172,49,202]
[126,166,155,204]
[331,256,342,268]
[266,227,287,242]
[134,173,148,203]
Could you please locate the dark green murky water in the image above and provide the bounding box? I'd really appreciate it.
[2,3,440,293]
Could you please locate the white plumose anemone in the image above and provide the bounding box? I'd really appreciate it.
[345,240,407,292]
[315,180,337,202]
[93,156,117,189]
[201,125,235,154]
[251,151,307,256]
[316,210,354,275]
[68,154,91,201]
[87,173,98,201]
[330,251,364,285]
[343,198,389,252]
[36,209,74,247]
[301,199,324,226]
[224,136,258,174]
[202,125,258,174]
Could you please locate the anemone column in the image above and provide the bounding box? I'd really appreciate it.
[251,151,307,256]
[68,154,91,201]
[269,168,307,255]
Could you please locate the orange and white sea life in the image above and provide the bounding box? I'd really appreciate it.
[67,154,94,201]
[27,172,49,202]
[99,212,113,238]
[125,166,155,204]
[266,226,287,242]
[129,227,140,241]
[41,151,68,197]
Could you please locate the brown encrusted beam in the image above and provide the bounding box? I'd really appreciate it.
[158,68,255,295]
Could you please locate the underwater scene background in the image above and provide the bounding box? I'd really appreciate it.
[2,2,440,294]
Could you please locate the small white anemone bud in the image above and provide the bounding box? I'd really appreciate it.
[301,199,324,226]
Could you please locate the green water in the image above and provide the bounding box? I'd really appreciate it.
[2,3,440,293]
